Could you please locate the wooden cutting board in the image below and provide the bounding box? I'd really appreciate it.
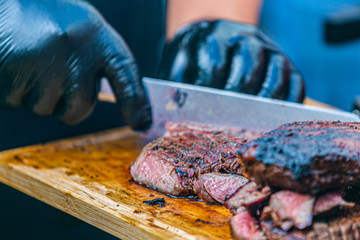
[0,127,233,240]
[0,96,335,240]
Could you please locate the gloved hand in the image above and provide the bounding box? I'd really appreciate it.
[0,0,151,130]
[158,20,305,102]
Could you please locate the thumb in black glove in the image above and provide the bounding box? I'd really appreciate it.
[0,0,151,130]
[158,20,305,103]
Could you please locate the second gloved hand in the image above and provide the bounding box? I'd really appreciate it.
[0,0,151,130]
[158,20,305,102]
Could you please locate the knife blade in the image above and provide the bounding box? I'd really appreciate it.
[142,77,360,137]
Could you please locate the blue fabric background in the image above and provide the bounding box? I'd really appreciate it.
[260,0,360,110]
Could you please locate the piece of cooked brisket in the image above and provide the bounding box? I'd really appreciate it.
[260,209,360,240]
[131,122,259,196]
[232,190,356,240]
[240,121,360,194]
[131,121,360,240]
[230,210,265,240]
[225,182,271,214]
[231,121,360,239]
[193,173,248,204]
[261,191,315,231]
[314,190,355,215]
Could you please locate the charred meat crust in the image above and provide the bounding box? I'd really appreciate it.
[131,132,248,196]
[240,121,360,193]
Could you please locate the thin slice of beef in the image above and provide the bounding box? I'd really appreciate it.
[130,132,246,196]
[260,190,356,233]
[164,121,262,140]
[130,150,187,196]
[193,173,248,204]
[314,190,355,215]
[230,210,265,240]
[225,182,271,214]
[240,121,360,193]
[261,191,315,231]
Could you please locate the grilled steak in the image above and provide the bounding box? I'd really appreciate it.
[240,121,360,193]
[193,173,248,204]
[131,121,360,239]
[131,131,249,196]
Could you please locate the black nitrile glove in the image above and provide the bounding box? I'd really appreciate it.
[158,20,305,102]
[0,0,151,130]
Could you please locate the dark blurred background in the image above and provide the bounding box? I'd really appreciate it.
[1,0,360,239]
[0,0,163,239]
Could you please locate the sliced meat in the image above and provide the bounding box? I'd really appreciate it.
[261,206,360,240]
[193,173,248,204]
[164,121,262,140]
[225,182,271,214]
[260,190,356,233]
[130,150,187,196]
[130,132,246,196]
[240,121,360,193]
[260,220,309,240]
[230,210,265,240]
[262,190,315,231]
[314,190,355,215]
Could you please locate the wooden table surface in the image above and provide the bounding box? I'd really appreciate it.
[0,96,337,240]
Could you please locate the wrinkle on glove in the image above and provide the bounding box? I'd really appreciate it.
[158,20,305,102]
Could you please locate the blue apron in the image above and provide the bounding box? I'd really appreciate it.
[260,0,360,110]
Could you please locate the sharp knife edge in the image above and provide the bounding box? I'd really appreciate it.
[143,77,360,137]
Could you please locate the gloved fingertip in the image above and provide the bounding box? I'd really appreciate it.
[119,96,152,131]
[59,112,89,125]
[257,53,290,99]
[55,96,96,125]
[287,70,306,103]
[131,106,152,131]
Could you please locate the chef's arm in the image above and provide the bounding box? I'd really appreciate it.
[166,0,262,39]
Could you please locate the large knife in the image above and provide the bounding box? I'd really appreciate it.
[142,77,360,137]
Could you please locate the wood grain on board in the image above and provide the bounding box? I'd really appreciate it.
[0,128,232,240]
